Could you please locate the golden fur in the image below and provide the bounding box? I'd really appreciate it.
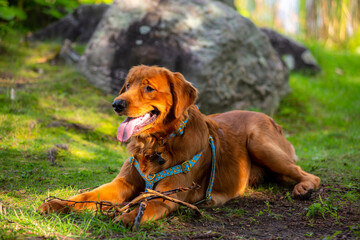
[40,65,320,226]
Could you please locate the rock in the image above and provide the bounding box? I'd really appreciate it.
[55,144,69,151]
[79,0,289,115]
[59,39,80,64]
[216,0,236,8]
[28,2,235,43]
[28,4,109,43]
[260,28,321,73]
[28,4,319,76]
[47,148,58,166]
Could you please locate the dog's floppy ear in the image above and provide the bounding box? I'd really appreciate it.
[167,71,198,119]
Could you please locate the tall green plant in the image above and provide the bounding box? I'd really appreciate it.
[0,0,26,21]
[0,0,112,32]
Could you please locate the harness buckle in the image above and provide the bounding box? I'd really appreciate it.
[146,173,155,181]
[181,161,191,173]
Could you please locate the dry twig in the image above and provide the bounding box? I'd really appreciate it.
[77,186,99,193]
[43,183,201,226]
[146,189,202,215]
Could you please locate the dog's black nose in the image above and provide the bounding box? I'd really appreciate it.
[112,99,127,113]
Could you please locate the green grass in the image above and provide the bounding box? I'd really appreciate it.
[275,42,360,185]
[0,32,359,239]
[305,195,341,221]
[0,34,134,239]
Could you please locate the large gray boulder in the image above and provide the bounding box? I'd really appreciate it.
[29,4,109,43]
[79,0,289,115]
[260,28,321,74]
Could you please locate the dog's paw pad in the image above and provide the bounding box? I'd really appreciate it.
[293,189,313,200]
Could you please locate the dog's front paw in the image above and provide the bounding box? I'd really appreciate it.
[114,211,137,227]
[39,200,70,214]
[293,177,320,200]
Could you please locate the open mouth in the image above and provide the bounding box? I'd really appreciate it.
[117,109,159,142]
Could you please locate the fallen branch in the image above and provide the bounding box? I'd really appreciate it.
[78,186,99,193]
[146,189,202,216]
[43,196,124,208]
[113,182,201,214]
[42,183,201,224]
[159,184,201,196]
[42,196,125,217]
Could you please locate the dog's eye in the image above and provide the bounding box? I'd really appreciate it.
[126,83,130,90]
[145,86,155,93]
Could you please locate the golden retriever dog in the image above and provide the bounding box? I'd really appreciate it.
[40,65,320,226]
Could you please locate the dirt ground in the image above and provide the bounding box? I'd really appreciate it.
[142,184,360,239]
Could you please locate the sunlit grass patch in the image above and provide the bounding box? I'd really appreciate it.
[0,208,131,239]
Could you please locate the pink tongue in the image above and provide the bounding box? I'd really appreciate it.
[117,113,151,142]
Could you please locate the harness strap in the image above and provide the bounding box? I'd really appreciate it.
[195,135,216,205]
[129,151,203,191]
[169,116,188,138]
[129,135,216,204]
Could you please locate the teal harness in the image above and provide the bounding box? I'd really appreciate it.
[129,116,216,204]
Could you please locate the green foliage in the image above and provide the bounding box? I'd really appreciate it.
[349,224,360,238]
[256,201,283,220]
[0,0,112,33]
[223,207,247,217]
[263,201,283,220]
[0,0,26,21]
[322,230,344,240]
[34,0,78,16]
[341,190,360,203]
[306,202,326,218]
[347,30,360,54]
[284,192,293,203]
[305,195,341,222]
[304,232,314,237]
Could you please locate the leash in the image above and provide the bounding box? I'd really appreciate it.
[195,135,216,205]
[129,116,217,204]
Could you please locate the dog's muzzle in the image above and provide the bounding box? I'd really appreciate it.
[112,99,127,113]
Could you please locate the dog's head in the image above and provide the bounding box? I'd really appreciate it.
[113,65,198,142]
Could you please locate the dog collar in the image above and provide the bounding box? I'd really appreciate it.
[129,135,216,204]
